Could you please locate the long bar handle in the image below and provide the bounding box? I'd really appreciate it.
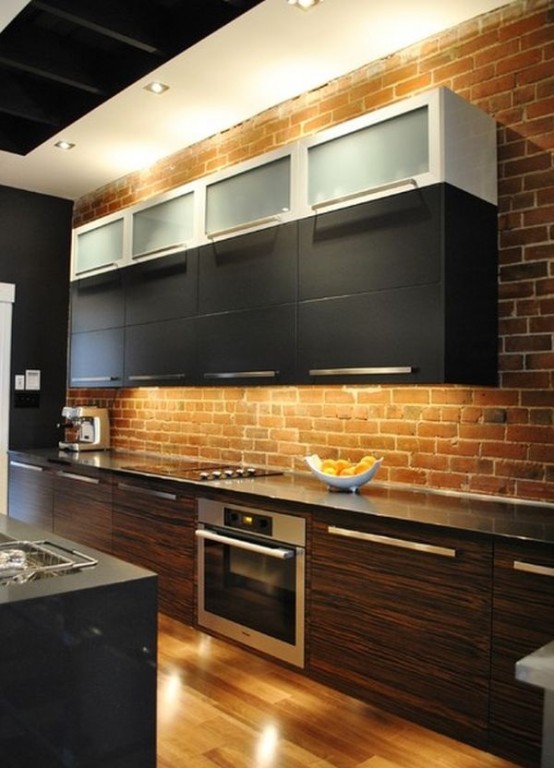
[310,366,414,377]
[117,482,177,501]
[195,528,295,560]
[328,526,457,558]
[311,177,418,211]
[514,560,554,578]
[71,376,120,383]
[207,214,282,239]
[9,461,43,472]
[204,370,278,380]
[132,242,188,260]
[75,261,118,276]
[57,471,99,485]
[128,373,187,382]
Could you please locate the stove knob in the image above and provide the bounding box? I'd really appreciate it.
[199,471,210,480]
[235,468,245,476]
[246,467,256,476]
[224,469,234,478]
[212,470,222,479]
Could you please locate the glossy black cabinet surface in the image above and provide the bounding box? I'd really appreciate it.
[297,184,497,385]
[124,317,197,387]
[298,186,441,300]
[124,248,197,325]
[69,327,124,388]
[197,304,297,385]
[70,270,125,332]
[198,222,297,314]
[68,184,496,386]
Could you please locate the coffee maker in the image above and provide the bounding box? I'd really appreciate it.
[59,406,110,451]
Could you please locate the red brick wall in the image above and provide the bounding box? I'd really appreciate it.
[70,0,554,503]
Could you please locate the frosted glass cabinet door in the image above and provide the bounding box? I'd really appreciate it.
[75,218,124,275]
[132,192,194,258]
[308,107,428,207]
[206,156,291,236]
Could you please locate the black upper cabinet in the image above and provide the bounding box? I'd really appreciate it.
[124,249,197,325]
[298,187,441,300]
[198,222,298,314]
[70,328,124,388]
[69,271,125,387]
[124,318,197,387]
[70,270,124,333]
[197,305,296,385]
[297,184,497,386]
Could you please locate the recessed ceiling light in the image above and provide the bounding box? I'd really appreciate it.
[55,140,75,150]
[287,0,323,10]
[144,81,169,95]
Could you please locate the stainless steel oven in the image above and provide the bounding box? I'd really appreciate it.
[196,498,306,668]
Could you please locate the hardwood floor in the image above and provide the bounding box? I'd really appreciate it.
[157,614,521,768]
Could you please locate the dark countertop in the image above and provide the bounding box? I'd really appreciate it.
[9,447,554,543]
[0,512,156,605]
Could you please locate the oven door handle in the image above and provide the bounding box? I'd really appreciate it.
[195,528,295,560]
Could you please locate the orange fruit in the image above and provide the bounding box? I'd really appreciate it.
[335,459,351,473]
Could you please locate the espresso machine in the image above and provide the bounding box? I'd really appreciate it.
[59,406,110,451]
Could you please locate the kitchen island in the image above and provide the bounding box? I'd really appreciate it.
[0,514,157,768]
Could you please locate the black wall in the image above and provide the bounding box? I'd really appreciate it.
[0,185,73,448]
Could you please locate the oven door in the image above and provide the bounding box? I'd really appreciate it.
[196,525,305,668]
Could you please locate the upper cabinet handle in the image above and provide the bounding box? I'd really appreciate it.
[128,373,187,382]
[328,526,457,558]
[204,370,278,380]
[131,242,188,260]
[513,560,554,577]
[75,261,118,276]
[310,366,415,377]
[311,177,418,211]
[71,376,120,383]
[207,215,282,239]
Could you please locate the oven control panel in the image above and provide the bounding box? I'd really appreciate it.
[224,508,273,536]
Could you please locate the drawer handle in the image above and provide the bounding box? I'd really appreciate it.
[204,370,278,380]
[328,526,457,558]
[207,214,282,239]
[9,461,43,472]
[117,482,177,501]
[71,376,120,383]
[58,471,99,484]
[311,177,418,211]
[310,366,415,377]
[513,560,554,578]
[128,373,187,382]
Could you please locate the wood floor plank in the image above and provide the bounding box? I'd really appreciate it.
[157,614,522,768]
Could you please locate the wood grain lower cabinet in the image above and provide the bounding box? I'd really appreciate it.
[112,476,195,624]
[309,511,493,748]
[53,468,112,553]
[8,458,53,531]
[489,538,554,768]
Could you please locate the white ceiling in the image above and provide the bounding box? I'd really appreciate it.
[0,0,509,201]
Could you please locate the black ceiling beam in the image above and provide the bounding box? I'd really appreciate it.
[30,0,165,55]
[0,26,105,96]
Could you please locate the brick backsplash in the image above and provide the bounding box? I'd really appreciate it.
[70,0,554,504]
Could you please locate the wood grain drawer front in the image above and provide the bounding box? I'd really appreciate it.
[490,538,554,766]
[310,515,492,747]
[8,461,54,531]
[112,479,195,625]
[53,470,112,554]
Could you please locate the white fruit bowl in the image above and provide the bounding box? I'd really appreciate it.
[305,454,383,492]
